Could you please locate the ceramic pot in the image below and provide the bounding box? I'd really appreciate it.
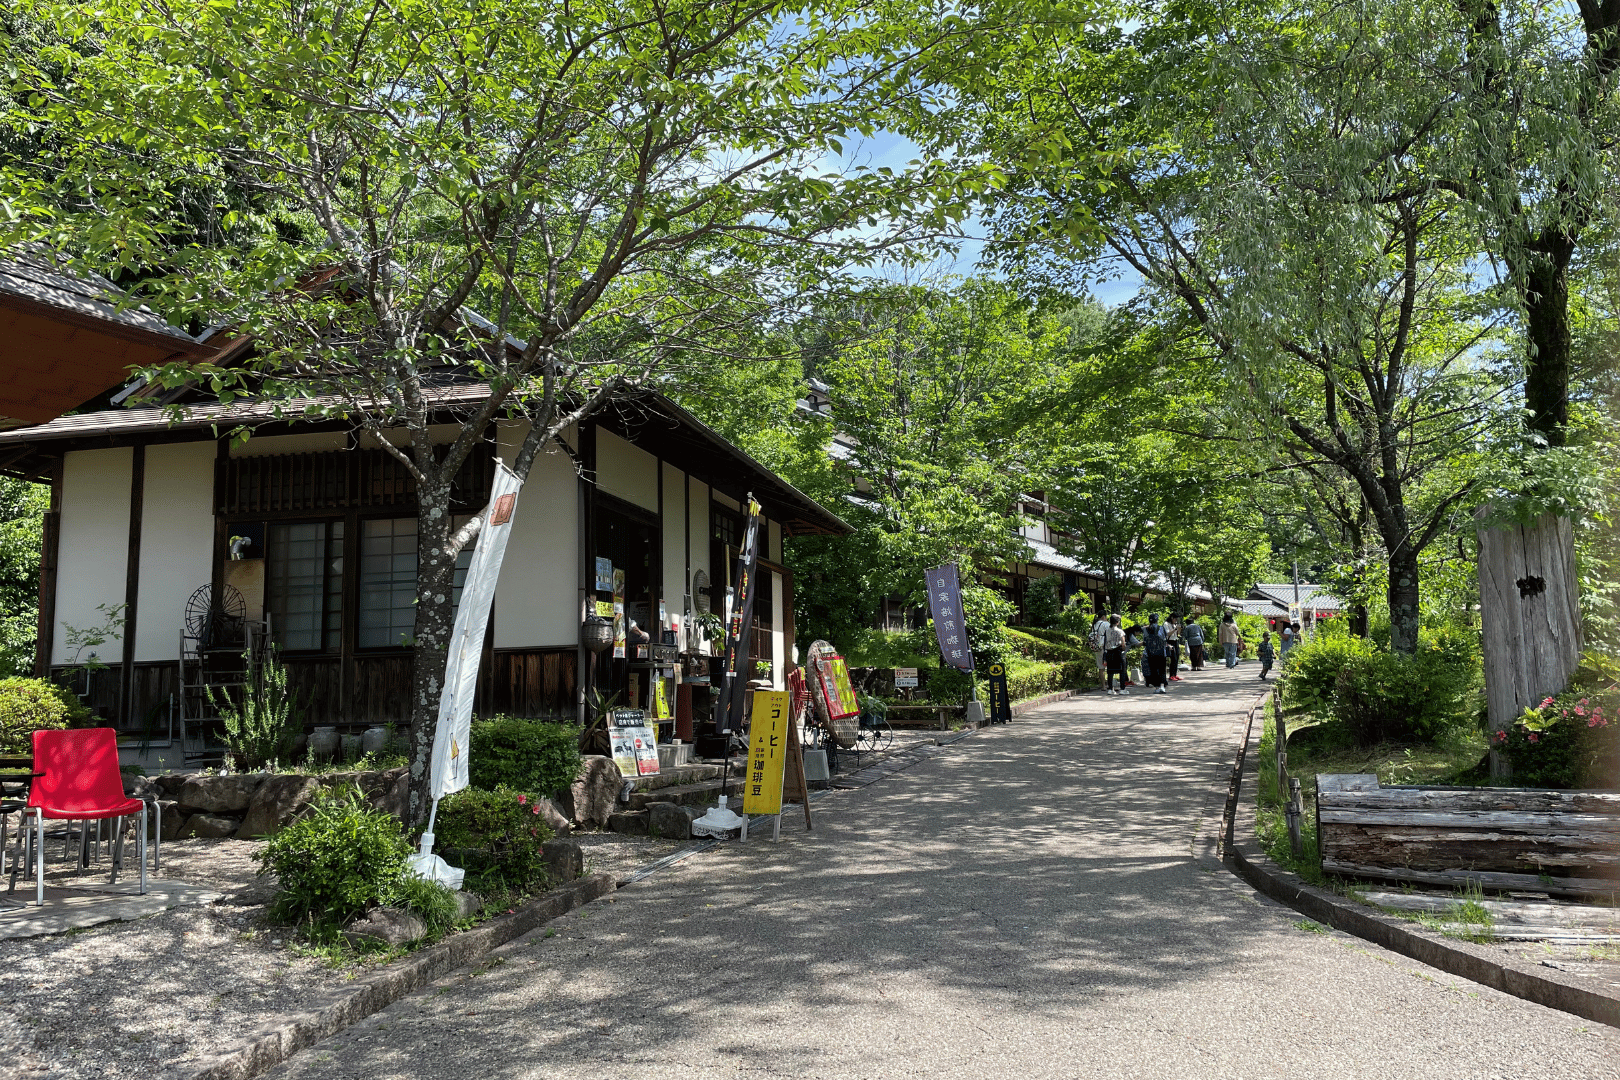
[361,725,391,755]
[307,726,339,763]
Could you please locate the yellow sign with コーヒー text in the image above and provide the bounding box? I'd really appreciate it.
[742,690,791,816]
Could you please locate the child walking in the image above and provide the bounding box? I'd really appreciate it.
[1258,631,1275,681]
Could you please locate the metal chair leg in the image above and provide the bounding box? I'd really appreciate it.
[34,811,43,907]
[138,805,147,895]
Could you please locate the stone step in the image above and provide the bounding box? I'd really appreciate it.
[628,762,733,793]
[607,810,649,835]
[626,776,745,811]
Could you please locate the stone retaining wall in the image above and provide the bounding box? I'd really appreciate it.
[123,768,408,841]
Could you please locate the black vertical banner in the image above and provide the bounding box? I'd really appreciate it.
[715,495,763,732]
[985,661,1012,724]
[925,564,974,671]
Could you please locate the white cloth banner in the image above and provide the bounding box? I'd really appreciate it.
[428,460,523,801]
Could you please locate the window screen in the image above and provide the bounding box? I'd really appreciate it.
[266,520,343,651]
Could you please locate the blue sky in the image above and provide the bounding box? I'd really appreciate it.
[820,129,1143,306]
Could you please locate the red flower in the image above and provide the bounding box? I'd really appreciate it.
[1528,732,1539,743]
[518,794,528,805]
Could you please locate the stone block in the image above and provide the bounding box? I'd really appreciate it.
[177,774,265,814]
[646,801,699,840]
[122,773,157,801]
[541,839,584,883]
[342,907,427,949]
[452,891,483,920]
[182,813,241,839]
[570,756,621,829]
[154,773,191,797]
[538,797,572,837]
[606,810,648,836]
[371,771,409,821]
[237,775,322,838]
[158,802,185,841]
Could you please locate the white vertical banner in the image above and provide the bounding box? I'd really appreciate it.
[429,460,523,800]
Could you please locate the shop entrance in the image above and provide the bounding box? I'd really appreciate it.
[592,495,660,710]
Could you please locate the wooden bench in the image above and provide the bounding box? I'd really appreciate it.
[885,704,965,730]
[1316,773,1620,898]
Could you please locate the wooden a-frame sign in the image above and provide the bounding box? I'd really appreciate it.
[742,689,813,841]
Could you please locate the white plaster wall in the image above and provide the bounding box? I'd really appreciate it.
[711,489,739,511]
[493,421,580,648]
[768,520,782,564]
[660,462,687,635]
[595,429,658,512]
[231,431,346,457]
[136,442,217,661]
[54,447,133,666]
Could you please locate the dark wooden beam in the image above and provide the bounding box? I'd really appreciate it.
[120,443,146,726]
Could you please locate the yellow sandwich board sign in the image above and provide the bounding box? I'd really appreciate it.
[743,690,790,816]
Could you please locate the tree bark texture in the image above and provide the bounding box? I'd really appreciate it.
[1385,544,1422,656]
[1521,254,1573,448]
[1476,510,1583,778]
[407,476,460,825]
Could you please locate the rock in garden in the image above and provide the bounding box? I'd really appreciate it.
[646,801,699,840]
[452,891,483,919]
[122,773,157,800]
[370,769,408,821]
[606,810,648,836]
[159,803,185,841]
[177,774,265,814]
[182,813,241,839]
[538,797,572,836]
[541,839,584,883]
[342,907,427,949]
[570,756,621,829]
[237,775,321,838]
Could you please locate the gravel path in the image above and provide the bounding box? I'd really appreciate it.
[263,667,1619,1080]
[0,831,687,1079]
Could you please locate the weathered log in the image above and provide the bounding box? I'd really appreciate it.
[1320,861,1618,900]
[1315,774,1620,896]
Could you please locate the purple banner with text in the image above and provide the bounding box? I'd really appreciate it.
[925,563,974,671]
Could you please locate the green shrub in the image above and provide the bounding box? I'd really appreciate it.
[0,677,92,753]
[468,717,583,796]
[1283,634,1376,714]
[1329,649,1470,747]
[257,785,412,933]
[1023,576,1064,628]
[435,786,554,891]
[1495,691,1619,789]
[927,666,974,704]
[1004,627,1089,664]
[1000,659,1093,701]
[210,646,301,769]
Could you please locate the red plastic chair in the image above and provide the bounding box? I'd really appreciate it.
[22,729,150,906]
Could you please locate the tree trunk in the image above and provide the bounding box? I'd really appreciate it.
[1522,253,1573,449]
[407,477,459,826]
[1386,544,1421,655]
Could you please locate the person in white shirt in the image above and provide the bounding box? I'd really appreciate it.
[1104,615,1128,695]
[1090,608,1110,682]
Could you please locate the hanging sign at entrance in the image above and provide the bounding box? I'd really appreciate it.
[714,495,762,732]
[985,662,1013,724]
[742,690,790,815]
[925,563,974,671]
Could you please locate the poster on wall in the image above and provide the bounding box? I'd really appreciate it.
[609,709,660,777]
[595,557,615,593]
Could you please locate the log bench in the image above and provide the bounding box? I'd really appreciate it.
[1316,773,1620,898]
[885,704,965,730]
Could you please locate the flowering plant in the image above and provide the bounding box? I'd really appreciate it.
[1495,690,1618,789]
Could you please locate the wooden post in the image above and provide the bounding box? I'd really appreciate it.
[781,717,813,832]
[1476,510,1583,779]
[120,443,146,728]
[1286,777,1303,859]
[1275,708,1289,798]
[33,455,62,678]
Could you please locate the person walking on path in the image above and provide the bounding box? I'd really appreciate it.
[1103,614,1128,695]
[1219,614,1242,668]
[1184,616,1205,671]
[1279,621,1296,662]
[1090,608,1110,683]
[1166,615,1183,681]
[1257,631,1275,680]
[1143,613,1169,694]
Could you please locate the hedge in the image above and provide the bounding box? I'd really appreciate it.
[467,717,583,796]
[1004,628,1091,665]
[997,659,1096,702]
[0,677,92,753]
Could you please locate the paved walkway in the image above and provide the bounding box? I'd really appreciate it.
[268,667,1620,1079]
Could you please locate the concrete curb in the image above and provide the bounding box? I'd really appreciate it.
[1219,694,1620,1029]
[183,872,618,1080]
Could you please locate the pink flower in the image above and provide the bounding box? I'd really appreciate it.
[518,794,527,805]
[1579,698,1589,706]
[1528,732,1539,743]
[532,805,541,815]
[1576,706,1587,717]
[1541,696,1555,707]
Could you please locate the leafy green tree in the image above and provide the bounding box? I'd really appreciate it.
[0,478,46,677]
[5,0,979,818]
[935,0,1516,652]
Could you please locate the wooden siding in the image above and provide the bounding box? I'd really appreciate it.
[491,648,578,719]
[221,445,494,517]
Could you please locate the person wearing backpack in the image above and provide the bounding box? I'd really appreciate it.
[1143,613,1169,693]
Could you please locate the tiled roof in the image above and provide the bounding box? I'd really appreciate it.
[0,250,201,345]
[1252,583,1343,611]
